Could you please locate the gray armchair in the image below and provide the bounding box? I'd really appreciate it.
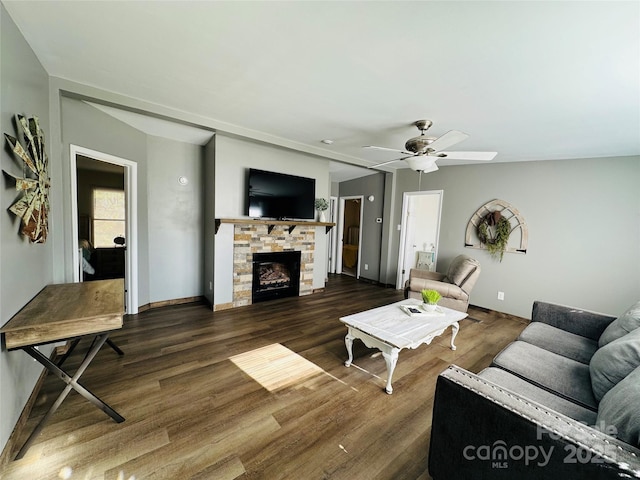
[403,254,481,313]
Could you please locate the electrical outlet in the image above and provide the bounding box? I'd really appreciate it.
[497,291,505,301]
[364,264,369,270]
[209,281,213,291]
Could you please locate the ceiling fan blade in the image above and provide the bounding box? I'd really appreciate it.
[363,145,415,155]
[438,151,497,161]
[426,130,469,152]
[367,159,404,168]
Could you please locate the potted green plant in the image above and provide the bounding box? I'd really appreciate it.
[315,198,329,222]
[421,289,442,312]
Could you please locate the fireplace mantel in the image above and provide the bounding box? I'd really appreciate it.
[215,218,335,234]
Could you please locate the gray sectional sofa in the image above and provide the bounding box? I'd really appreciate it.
[428,300,640,479]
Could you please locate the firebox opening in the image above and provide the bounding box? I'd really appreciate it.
[252,251,301,303]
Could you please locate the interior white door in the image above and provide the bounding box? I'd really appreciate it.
[396,190,443,289]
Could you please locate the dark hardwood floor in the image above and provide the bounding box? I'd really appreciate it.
[2,275,528,480]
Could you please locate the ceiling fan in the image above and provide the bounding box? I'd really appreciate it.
[364,120,497,173]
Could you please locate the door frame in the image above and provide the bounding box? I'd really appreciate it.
[336,195,364,278]
[396,190,443,289]
[328,196,338,274]
[69,145,139,314]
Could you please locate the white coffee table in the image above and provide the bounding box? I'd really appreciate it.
[340,298,467,394]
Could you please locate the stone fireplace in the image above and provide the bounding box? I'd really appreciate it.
[230,223,315,308]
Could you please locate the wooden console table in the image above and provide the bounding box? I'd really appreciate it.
[0,279,126,459]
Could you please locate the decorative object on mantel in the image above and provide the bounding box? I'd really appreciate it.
[3,114,50,243]
[315,198,329,222]
[465,199,528,261]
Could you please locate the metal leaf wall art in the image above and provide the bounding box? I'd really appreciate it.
[3,114,50,243]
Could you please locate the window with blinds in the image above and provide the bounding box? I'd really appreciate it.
[93,188,125,248]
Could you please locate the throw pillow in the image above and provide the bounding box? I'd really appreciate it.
[599,301,640,347]
[590,327,640,402]
[446,256,477,287]
[597,365,640,448]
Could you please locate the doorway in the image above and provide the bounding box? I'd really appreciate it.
[337,196,363,278]
[396,190,443,289]
[70,145,139,314]
[327,196,338,274]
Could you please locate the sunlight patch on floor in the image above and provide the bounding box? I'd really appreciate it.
[349,363,384,382]
[230,344,328,392]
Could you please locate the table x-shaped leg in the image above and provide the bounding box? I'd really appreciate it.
[57,336,124,367]
[15,333,124,459]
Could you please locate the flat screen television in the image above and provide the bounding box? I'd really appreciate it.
[247,168,315,220]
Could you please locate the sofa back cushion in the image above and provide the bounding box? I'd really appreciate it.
[598,301,640,347]
[597,365,640,447]
[590,327,640,402]
[445,255,480,290]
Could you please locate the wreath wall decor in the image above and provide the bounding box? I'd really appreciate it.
[476,211,511,261]
[3,114,50,243]
[465,199,527,261]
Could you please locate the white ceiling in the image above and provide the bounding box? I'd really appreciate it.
[4,1,639,178]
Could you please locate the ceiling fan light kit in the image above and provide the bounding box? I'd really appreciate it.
[365,119,497,173]
[406,157,438,173]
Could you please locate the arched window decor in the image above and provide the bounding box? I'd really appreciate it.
[465,199,528,261]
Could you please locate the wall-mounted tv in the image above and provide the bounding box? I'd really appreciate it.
[247,168,315,220]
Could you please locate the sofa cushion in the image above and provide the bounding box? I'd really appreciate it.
[597,365,640,447]
[478,367,597,425]
[518,322,598,364]
[590,327,640,402]
[492,340,597,410]
[598,301,640,347]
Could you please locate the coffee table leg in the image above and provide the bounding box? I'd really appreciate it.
[382,348,399,394]
[450,321,460,351]
[344,332,355,367]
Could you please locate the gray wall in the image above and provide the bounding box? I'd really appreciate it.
[390,156,640,318]
[146,136,204,303]
[0,3,52,457]
[338,173,385,283]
